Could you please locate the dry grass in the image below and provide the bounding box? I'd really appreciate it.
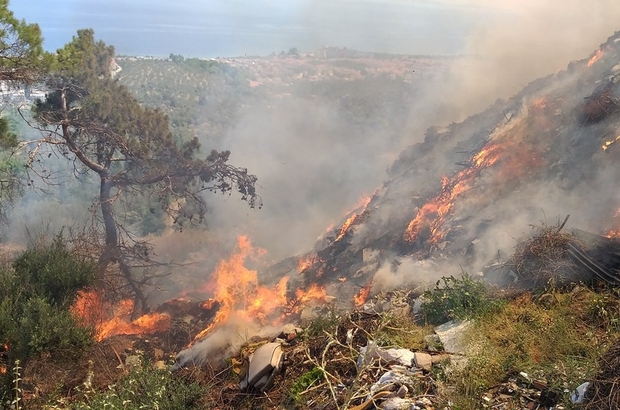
[506,224,581,288]
[584,337,620,409]
[436,285,620,409]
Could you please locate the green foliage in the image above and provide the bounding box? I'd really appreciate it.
[421,274,503,325]
[289,366,323,403]
[0,0,47,83]
[0,1,48,222]
[33,29,260,245]
[0,235,96,397]
[11,233,96,309]
[12,296,92,360]
[305,309,340,338]
[69,363,204,410]
[118,55,250,139]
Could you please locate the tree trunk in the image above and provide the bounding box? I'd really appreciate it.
[96,172,148,316]
[96,173,117,282]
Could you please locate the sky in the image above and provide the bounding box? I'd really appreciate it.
[10,0,505,57]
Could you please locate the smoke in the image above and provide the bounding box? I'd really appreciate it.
[202,0,620,267]
[207,86,432,260]
[370,257,457,295]
[174,316,282,369]
[442,0,620,120]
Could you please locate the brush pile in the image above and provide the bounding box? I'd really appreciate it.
[506,222,581,288]
[583,337,620,409]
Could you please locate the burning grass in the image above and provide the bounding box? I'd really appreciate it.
[10,283,620,409]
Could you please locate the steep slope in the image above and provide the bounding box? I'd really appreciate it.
[276,31,620,303]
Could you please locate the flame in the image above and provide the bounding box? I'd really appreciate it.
[404,143,502,243]
[353,285,371,307]
[0,343,6,374]
[192,236,327,343]
[72,291,171,341]
[587,49,604,68]
[96,304,170,341]
[298,254,317,273]
[335,195,372,242]
[602,135,620,151]
[606,229,620,239]
[531,97,547,110]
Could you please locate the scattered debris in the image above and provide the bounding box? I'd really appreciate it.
[239,342,284,392]
[571,381,590,404]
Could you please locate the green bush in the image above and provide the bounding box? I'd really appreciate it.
[69,363,205,410]
[289,367,324,403]
[421,274,503,325]
[11,233,95,309]
[0,234,96,397]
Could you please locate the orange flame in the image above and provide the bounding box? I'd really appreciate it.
[0,343,6,374]
[192,236,327,343]
[298,254,317,273]
[587,49,604,68]
[335,195,372,242]
[602,135,620,151]
[354,285,371,307]
[606,229,620,239]
[404,143,502,243]
[72,291,171,341]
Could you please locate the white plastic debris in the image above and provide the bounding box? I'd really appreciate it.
[346,329,353,345]
[382,397,417,410]
[570,381,590,404]
[357,341,415,369]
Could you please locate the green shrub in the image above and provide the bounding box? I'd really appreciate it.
[13,296,92,360]
[421,274,503,325]
[70,363,205,410]
[0,234,96,398]
[289,367,324,403]
[11,233,95,309]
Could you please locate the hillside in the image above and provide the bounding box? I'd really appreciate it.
[6,36,620,410]
[281,31,620,303]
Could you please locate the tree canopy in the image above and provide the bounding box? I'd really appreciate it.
[30,29,260,313]
[0,0,46,220]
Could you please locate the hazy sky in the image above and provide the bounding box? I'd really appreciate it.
[10,0,507,57]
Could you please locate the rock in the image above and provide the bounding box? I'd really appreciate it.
[430,353,451,364]
[281,323,302,340]
[381,397,417,409]
[434,320,471,355]
[413,352,432,371]
[423,334,442,351]
[357,341,415,368]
